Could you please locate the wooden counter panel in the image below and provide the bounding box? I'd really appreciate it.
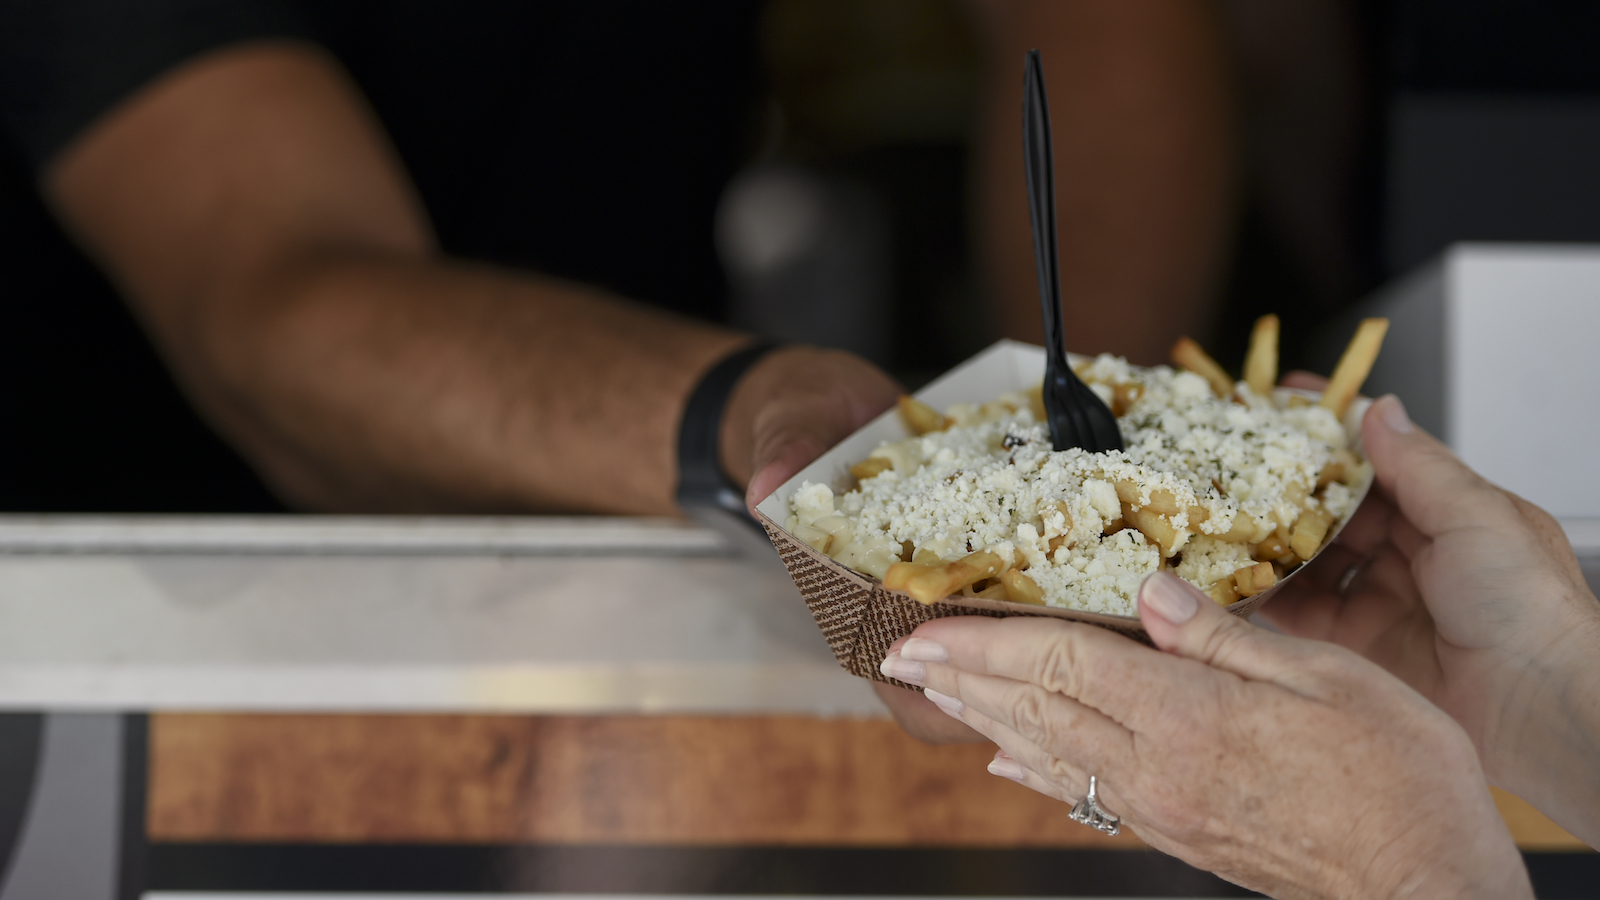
[148,713,1141,847]
[148,713,1587,851]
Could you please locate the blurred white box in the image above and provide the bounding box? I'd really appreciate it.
[1356,244,1600,527]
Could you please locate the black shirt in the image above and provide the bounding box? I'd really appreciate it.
[0,1,763,511]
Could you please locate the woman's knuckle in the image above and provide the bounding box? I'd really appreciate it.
[1043,754,1078,785]
[1033,637,1084,697]
[1196,622,1251,667]
[1010,687,1052,741]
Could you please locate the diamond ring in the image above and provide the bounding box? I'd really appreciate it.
[1069,775,1121,836]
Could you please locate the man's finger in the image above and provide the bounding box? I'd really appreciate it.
[902,616,1189,731]
[1279,370,1328,391]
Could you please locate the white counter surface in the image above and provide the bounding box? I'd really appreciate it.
[0,514,1593,716]
[0,516,882,716]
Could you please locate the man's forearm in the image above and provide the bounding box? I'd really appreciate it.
[42,42,902,516]
[191,253,747,514]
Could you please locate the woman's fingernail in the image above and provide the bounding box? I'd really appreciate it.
[987,755,1026,782]
[900,637,949,663]
[1379,394,1413,434]
[923,688,964,717]
[1141,572,1198,624]
[879,652,926,686]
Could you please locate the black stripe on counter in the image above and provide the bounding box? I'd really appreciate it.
[118,713,149,900]
[149,844,1257,896]
[145,843,1600,897]
[0,713,43,879]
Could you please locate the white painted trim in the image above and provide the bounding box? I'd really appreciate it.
[0,516,726,557]
[1562,518,1600,556]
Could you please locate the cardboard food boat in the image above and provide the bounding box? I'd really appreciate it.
[753,340,1372,685]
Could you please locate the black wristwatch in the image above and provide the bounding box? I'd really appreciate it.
[674,340,783,521]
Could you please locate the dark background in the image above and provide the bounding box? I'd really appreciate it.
[2,0,1599,513]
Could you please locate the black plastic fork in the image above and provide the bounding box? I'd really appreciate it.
[1023,49,1124,453]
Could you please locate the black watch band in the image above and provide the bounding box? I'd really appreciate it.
[675,340,783,518]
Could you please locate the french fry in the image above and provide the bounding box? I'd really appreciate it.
[1115,480,1172,515]
[1320,318,1389,418]
[1002,569,1046,605]
[1115,480,1209,524]
[1253,531,1290,561]
[912,547,944,565]
[1025,384,1047,422]
[1317,448,1358,488]
[1288,507,1334,560]
[850,457,893,481]
[883,562,931,592]
[792,524,833,554]
[1047,499,1074,531]
[1128,507,1189,557]
[1211,509,1263,543]
[1047,534,1069,555]
[973,581,1009,600]
[902,550,1005,605]
[1234,561,1277,597]
[1206,579,1241,606]
[1111,382,1143,416]
[898,395,952,435]
[1244,314,1280,397]
[1171,337,1234,398]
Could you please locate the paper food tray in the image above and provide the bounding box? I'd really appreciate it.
[754,340,1371,685]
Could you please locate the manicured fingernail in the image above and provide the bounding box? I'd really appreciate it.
[923,688,964,717]
[1379,394,1413,434]
[900,637,949,663]
[880,653,926,686]
[988,755,1026,782]
[1141,572,1198,624]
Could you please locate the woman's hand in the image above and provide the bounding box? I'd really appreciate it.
[1260,393,1600,845]
[879,573,1531,899]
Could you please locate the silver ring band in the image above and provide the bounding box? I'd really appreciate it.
[1069,775,1121,836]
[1337,558,1369,595]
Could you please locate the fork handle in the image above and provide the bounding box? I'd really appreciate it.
[1023,49,1067,376]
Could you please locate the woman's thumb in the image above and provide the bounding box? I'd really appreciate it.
[1361,395,1511,539]
[1139,571,1322,686]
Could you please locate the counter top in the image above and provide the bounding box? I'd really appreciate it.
[0,514,1593,715]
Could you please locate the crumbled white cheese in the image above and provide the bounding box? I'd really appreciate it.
[1175,536,1256,588]
[789,355,1370,613]
[791,483,834,528]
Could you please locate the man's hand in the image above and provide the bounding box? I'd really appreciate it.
[716,348,983,743]
[718,345,898,511]
[1261,391,1600,846]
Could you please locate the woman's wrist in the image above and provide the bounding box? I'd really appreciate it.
[1484,613,1600,847]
